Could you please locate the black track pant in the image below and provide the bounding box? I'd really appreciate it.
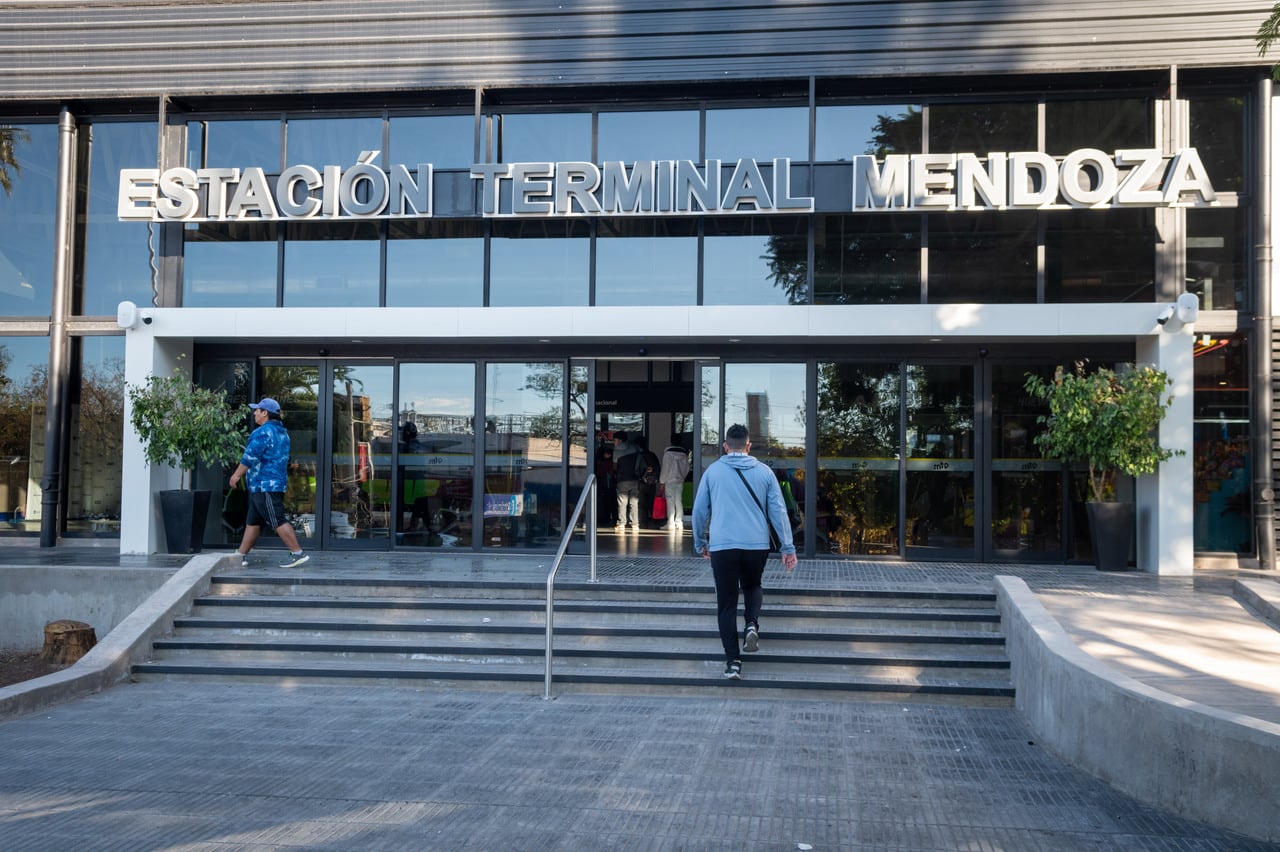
[710,548,767,662]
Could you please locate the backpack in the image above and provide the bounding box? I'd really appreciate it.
[638,452,659,486]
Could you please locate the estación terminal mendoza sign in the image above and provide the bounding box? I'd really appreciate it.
[118,148,1217,223]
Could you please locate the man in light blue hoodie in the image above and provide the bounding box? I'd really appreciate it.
[692,424,797,680]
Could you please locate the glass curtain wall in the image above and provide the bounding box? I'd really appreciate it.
[0,335,48,533]
[168,95,1212,312]
[1192,334,1251,553]
[65,335,125,536]
[0,121,57,536]
[0,123,58,316]
[79,121,159,316]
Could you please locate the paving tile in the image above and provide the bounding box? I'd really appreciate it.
[2,681,1275,850]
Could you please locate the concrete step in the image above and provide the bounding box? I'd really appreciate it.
[188,595,1003,632]
[148,637,1010,673]
[136,576,1014,706]
[129,658,1016,705]
[209,574,997,608]
[169,615,1007,648]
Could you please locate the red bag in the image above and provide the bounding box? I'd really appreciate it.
[652,493,667,520]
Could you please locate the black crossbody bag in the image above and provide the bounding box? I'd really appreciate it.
[733,467,781,553]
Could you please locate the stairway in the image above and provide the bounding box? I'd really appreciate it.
[131,572,1015,706]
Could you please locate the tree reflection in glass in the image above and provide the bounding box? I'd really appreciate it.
[816,363,900,555]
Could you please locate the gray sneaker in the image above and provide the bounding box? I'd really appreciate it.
[743,623,759,653]
[723,660,742,680]
[278,552,310,569]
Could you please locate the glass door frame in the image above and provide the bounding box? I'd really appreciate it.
[257,357,395,553]
[901,359,982,561]
[323,359,395,551]
[980,358,1070,563]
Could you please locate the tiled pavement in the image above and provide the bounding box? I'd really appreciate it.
[0,543,1278,850]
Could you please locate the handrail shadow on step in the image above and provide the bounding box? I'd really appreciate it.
[544,474,597,700]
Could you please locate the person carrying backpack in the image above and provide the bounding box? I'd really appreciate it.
[612,431,642,530]
[635,437,662,529]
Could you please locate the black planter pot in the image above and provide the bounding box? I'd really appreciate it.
[1086,501,1136,571]
[159,489,213,554]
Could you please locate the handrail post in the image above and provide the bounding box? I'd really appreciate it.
[544,474,596,700]
[589,476,598,582]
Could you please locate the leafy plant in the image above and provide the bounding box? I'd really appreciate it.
[1024,363,1182,503]
[127,361,248,490]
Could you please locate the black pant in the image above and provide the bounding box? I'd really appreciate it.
[710,548,767,662]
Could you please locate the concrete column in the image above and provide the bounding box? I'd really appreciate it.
[1136,326,1195,575]
[119,324,193,555]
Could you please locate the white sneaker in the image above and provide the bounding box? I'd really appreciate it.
[279,552,310,569]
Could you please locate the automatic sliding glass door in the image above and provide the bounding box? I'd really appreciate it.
[816,363,901,555]
[905,364,976,558]
[327,362,394,548]
[258,361,394,552]
[258,363,321,548]
[986,364,1064,560]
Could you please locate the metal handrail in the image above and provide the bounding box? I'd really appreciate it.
[544,474,597,700]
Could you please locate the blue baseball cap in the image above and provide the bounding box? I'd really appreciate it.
[251,398,281,414]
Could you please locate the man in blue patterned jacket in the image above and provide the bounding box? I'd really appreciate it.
[229,398,309,568]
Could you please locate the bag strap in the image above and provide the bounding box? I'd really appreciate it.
[733,467,776,545]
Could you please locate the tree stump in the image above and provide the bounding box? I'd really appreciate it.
[40,620,97,665]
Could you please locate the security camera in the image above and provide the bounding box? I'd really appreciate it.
[141,315,153,325]
[1156,305,1175,325]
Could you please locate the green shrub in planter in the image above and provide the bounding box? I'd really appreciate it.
[1023,363,1181,502]
[127,360,249,553]
[127,362,248,489]
[1025,363,1183,569]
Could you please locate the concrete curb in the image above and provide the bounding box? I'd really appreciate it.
[1233,577,1280,627]
[0,552,231,721]
[996,575,1280,844]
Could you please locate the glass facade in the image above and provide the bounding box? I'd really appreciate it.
[0,123,57,316]
[158,105,1234,311]
[0,88,1261,562]
[1193,334,1250,553]
[815,104,921,160]
[79,121,159,317]
[66,335,124,535]
[596,218,698,306]
[0,335,47,531]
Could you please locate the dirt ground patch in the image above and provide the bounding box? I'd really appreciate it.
[0,650,67,688]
